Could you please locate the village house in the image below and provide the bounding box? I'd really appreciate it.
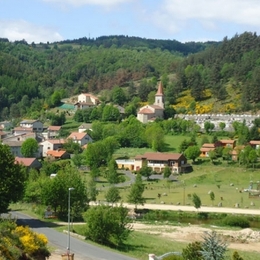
[46,125,61,139]
[249,140,260,149]
[74,93,100,110]
[13,126,34,136]
[137,82,164,123]
[0,120,12,130]
[67,132,93,146]
[20,119,43,132]
[46,150,70,160]
[220,139,236,149]
[200,143,216,157]
[2,141,23,157]
[134,152,189,174]
[15,157,42,170]
[40,139,65,157]
[78,123,92,133]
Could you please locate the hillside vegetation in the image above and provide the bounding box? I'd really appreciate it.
[1,32,260,120]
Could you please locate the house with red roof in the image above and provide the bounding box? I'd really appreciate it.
[40,139,65,157]
[47,125,61,139]
[67,132,92,146]
[15,157,42,170]
[200,143,216,157]
[46,150,70,160]
[137,82,164,123]
[134,152,190,174]
[74,93,100,110]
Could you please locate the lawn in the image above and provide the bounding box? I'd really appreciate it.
[97,164,260,209]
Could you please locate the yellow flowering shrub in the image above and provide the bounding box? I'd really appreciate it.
[14,226,49,255]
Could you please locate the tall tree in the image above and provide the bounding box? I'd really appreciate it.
[21,138,39,157]
[0,143,27,213]
[127,173,146,208]
[192,193,201,211]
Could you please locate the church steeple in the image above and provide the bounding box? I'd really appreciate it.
[154,81,164,108]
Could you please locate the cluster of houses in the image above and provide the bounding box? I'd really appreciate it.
[1,83,260,173]
[0,119,93,169]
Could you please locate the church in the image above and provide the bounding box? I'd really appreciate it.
[137,81,164,123]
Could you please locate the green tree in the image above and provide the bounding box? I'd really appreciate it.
[209,191,215,205]
[102,104,120,121]
[145,123,165,152]
[200,231,227,260]
[179,139,189,153]
[219,122,226,131]
[192,193,201,210]
[222,147,232,162]
[111,86,126,105]
[163,166,172,179]
[83,205,132,246]
[184,146,201,163]
[21,138,39,157]
[139,162,152,180]
[107,159,119,184]
[204,121,215,134]
[182,241,203,260]
[41,166,88,215]
[127,173,146,208]
[105,186,121,205]
[208,150,217,163]
[0,143,27,213]
[87,179,99,202]
[64,138,82,154]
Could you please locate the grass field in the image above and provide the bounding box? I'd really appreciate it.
[96,164,260,209]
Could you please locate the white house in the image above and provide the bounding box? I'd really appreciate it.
[40,139,65,157]
[74,93,100,110]
[137,82,164,123]
[20,120,43,132]
[67,132,92,146]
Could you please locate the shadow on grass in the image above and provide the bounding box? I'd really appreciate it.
[116,242,148,253]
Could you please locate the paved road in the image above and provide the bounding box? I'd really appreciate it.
[10,211,136,260]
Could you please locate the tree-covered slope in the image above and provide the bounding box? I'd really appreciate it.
[175,32,260,112]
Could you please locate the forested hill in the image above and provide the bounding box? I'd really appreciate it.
[57,35,217,55]
[0,35,214,120]
[174,32,260,113]
[0,32,260,120]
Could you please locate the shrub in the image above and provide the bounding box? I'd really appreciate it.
[222,215,250,228]
[182,241,203,260]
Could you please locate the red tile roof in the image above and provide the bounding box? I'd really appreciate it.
[15,157,36,166]
[48,126,61,131]
[47,150,66,157]
[220,139,235,144]
[67,132,87,140]
[138,108,154,114]
[202,143,215,148]
[249,140,260,145]
[135,152,182,161]
[156,81,164,96]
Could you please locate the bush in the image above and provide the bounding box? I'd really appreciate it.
[222,215,250,228]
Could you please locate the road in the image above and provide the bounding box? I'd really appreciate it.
[10,211,136,260]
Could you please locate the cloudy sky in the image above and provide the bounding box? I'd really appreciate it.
[1,0,260,43]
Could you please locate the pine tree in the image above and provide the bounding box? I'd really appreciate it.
[200,231,227,260]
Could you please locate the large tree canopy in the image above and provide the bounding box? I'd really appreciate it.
[0,143,27,213]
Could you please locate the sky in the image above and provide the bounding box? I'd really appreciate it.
[1,0,260,44]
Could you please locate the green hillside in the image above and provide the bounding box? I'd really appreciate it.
[1,32,260,120]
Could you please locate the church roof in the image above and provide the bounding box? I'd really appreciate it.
[156,81,163,96]
[138,107,154,114]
